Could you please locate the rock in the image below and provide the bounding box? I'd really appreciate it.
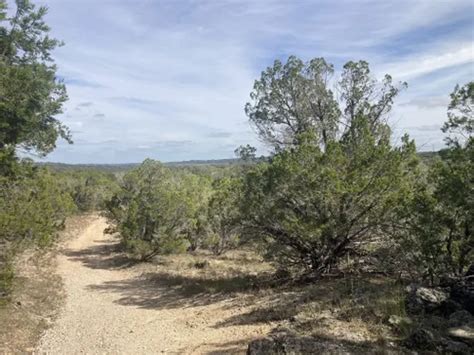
[449,310,474,327]
[416,287,449,304]
[448,325,474,345]
[406,285,449,314]
[388,315,412,332]
[247,335,351,354]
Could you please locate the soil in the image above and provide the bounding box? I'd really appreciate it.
[0,214,90,354]
[36,215,273,354]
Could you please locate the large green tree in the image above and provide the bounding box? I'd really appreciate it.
[241,57,417,276]
[0,0,69,174]
[245,57,403,152]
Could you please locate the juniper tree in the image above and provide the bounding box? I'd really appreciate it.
[241,57,417,276]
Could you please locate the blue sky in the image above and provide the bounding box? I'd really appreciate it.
[26,0,474,163]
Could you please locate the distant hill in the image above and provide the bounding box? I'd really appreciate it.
[39,152,440,173]
[39,158,245,172]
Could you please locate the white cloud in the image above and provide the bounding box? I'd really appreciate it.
[380,42,473,80]
[27,0,474,163]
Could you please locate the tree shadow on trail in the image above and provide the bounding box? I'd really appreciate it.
[63,239,136,270]
[87,271,266,310]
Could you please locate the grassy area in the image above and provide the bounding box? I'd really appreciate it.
[130,249,412,351]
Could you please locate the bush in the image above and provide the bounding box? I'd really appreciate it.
[0,163,75,250]
[105,159,189,260]
[56,170,120,212]
[0,162,75,296]
[241,131,418,275]
[400,82,473,284]
[206,177,242,255]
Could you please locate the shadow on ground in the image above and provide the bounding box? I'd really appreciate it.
[87,271,269,310]
[66,235,403,352]
[64,239,136,270]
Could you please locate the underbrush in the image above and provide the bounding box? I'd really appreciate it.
[146,249,275,294]
[138,248,413,349]
[0,261,14,306]
[0,214,92,353]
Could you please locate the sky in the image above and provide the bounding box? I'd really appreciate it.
[23,0,474,163]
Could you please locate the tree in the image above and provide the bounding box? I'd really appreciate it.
[0,0,71,297]
[179,172,212,252]
[241,57,416,276]
[51,169,120,212]
[245,57,404,153]
[241,133,417,275]
[0,0,69,174]
[402,82,473,283]
[105,160,188,260]
[245,56,339,151]
[206,177,241,255]
[442,81,473,146]
[234,144,257,162]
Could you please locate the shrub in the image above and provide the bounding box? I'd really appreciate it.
[105,159,189,260]
[206,177,242,255]
[241,131,418,275]
[400,82,473,284]
[0,162,75,296]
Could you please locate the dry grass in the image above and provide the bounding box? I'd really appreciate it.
[131,249,408,351]
[0,214,92,353]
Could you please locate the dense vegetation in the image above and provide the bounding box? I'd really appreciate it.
[104,58,472,287]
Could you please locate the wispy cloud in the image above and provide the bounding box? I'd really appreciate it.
[206,132,233,139]
[77,102,93,107]
[33,0,473,163]
[400,96,449,109]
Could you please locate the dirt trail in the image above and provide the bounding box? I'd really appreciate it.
[37,216,271,354]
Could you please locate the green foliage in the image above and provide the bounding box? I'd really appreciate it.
[105,159,247,258]
[0,0,69,172]
[443,81,473,146]
[245,56,340,150]
[56,170,120,212]
[0,162,75,250]
[234,144,257,161]
[245,57,405,153]
[0,0,71,299]
[401,82,473,283]
[105,160,189,260]
[179,172,212,251]
[241,130,418,274]
[241,56,416,275]
[206,177,241,255]
[0,162,75,296]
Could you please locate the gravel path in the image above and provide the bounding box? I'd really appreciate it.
[36,216,271,354]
